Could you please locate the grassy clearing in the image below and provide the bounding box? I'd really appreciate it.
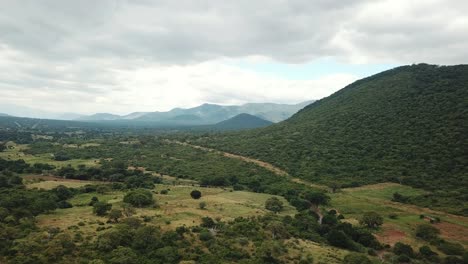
[285,239,353,264]
[36,183,297,235]
[328,183,468,248]
[0,142,97,168]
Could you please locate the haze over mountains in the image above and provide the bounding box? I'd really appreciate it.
[76,101,314,124]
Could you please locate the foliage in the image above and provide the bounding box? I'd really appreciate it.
[265,197,284,213]
[415,223,440,240]
[93,202,112,216]
[190,190,202,199]
[123,189,154,207]
[193,64,468,215]
[342,253,372,264]
[359,212,383,228]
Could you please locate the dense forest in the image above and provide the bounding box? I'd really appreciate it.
[189,64,468,215]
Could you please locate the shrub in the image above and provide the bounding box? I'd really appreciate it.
[437,241,464,256]
[419,245,437,257]
[265,197,283,213]
[342,253,372,264]
[190,190,202,199]
[123,189,154,207]
[359,212,383,228]
[199,230,213,241]
[443,256,463,264]
[415,224,440,240]
[160,189,168,195]
[394,242,414,257]
[199,201,207,209]
[93,202,112,216]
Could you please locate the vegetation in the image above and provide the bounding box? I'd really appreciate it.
[192,64,468,215]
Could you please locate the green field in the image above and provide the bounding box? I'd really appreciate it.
[36,183,297,232]
[328,183,468,249]
[0,142,97,168]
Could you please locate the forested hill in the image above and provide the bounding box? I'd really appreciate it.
[193,64,468,193]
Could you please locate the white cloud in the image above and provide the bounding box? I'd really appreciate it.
[0,0,466,115]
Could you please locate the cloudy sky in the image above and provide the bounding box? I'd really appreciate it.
[0,0,467,116]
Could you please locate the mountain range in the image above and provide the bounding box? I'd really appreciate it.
[76,101,314,125]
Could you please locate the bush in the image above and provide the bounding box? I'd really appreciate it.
[190,190,202,199]
[93,202,112,216]
[394,242,414,257]
[397,254,411,263]
[199,230,213,241]
[265,197,283,213]
[415,224,440,240]
[443,256,463,264]
[419,245,437,257]
[199,201,207,209]
[437,241,464,256]
[359,212,383,228]
[342,253,372,264]
[160,189,168,195]
[123,189,154,207]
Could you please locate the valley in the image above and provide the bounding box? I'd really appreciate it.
[1,64,467,264]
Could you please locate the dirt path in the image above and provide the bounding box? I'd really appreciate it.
[168,140,329,191]
[169,140,290,176]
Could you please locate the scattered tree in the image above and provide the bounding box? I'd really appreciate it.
[415,224,440,240]
[265,197,283,213]
[108,209,123,223]
[359,212,383,228]
[93,202,112,216]
[190,190,202,199]
[123,189,154,207]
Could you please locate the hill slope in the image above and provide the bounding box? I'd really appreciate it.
[210,113,273,130]
[194,64,468,200]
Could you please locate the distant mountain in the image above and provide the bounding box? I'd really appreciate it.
[0,113,10,117]
[121,112,150,119]
[77,113,122,121]
[75,101,313,125]
[210,113,273,130]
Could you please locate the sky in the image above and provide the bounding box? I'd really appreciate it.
[0,0,467,116]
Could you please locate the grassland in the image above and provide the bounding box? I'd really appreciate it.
[0,142,97,167]
[35,183,296,234]
[328,183,468,250]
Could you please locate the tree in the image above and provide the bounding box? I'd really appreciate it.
[304,191,330,209]
[123,189,154,207]
[190,190,202,199]
[93,202,112,216]
[327,230,353,249]
[108,209,123,223]
[265,197,283,213]
[109,246,138,264]
[393,242,414,257]
[415,224,440,240]
[121,204,136,217]
[342,253,372,264]
[419,245,437,257]
[359,212,383,228]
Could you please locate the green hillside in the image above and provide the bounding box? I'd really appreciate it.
[192,64,468,214]
[210,113,273,130]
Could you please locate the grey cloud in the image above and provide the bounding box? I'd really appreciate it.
[0,0,466,114]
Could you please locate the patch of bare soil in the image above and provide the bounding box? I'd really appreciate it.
[375,225,407,245]
[436,222,468,242]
